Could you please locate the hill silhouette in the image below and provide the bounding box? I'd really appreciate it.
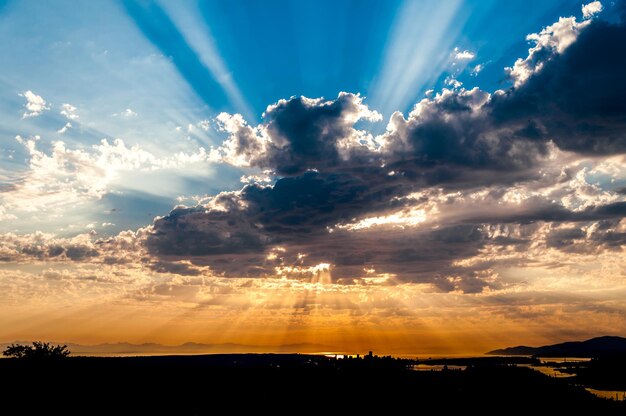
[0,341,334,355]
[487,336,626,357]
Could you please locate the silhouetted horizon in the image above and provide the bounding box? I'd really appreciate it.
[2,347,625,413]
[3,335,626,358]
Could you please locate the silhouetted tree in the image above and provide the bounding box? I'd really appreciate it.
[2,344,31,358]
[2,342,70,359]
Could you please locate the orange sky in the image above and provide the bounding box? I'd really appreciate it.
[2,259,625,355]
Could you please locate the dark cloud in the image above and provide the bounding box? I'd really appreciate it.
[146,198,506,291]
[144,10,626,289]
[18,241,98,261]
[545,219,626,254]
[380,88,549,173]
[217,93,382,176]
[263,94,375,175]
[546,227,587,249]
[492,16,626,154]
[147,205,269,257]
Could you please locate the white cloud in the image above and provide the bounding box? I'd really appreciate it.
[582,1,603,19]
[114,108,138,118]
[19,90,49,118]
[470,64,484,76]
[57,122,72,134]
[197,120,211,131]
[444,77,463,88]
[454,48,475,60]
[507,16,591,87]
[60,103,79,120]
[1,136,215,220]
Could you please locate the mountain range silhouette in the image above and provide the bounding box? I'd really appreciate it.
[487,336,626,357]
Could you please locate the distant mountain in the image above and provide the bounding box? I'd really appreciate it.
[487,336,626,357]
[0,341,336,356]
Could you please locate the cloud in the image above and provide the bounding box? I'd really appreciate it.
[57,122,72,134]
[0,228,148,265]
[444,77,463,88]
[454,48,475,60]
[1,136,214,220]
[140,151,624,289]
[379,87,548,175]
[0,231,99,262]
[582,1,603,19]
[470,64,484,76]
[114,108,138,118]
[19,90,50,118]
[60,103,79,120]
[506,15,591,87]
[213,92,382,175]
[493,14,626,155]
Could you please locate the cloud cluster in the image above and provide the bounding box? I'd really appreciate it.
[4,3,625,295]
[141,6,626,291]
[213,92,382,175]
[0,136,215,221]
[494,16,626,155]
[19,90,49,118]
[0,229,144,264]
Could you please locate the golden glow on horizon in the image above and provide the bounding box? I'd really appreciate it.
[1,257,625,355]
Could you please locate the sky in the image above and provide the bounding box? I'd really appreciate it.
[0,0,625,355]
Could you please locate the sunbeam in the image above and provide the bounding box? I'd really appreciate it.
[370,0,466,116]
[157,0,255,121]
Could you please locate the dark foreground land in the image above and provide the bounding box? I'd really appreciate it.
[1,354,624,414]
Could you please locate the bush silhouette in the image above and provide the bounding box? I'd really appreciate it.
[2,342,70,359]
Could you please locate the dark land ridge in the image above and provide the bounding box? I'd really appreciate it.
[1,350,625,413]
[487,335,626,357]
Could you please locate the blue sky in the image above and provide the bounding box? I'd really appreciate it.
[1,0,599,235]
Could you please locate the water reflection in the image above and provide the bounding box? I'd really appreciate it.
[412,364,466,371]
[539,357,592,364]
[585,388,626,401]
[518,364,575,378]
